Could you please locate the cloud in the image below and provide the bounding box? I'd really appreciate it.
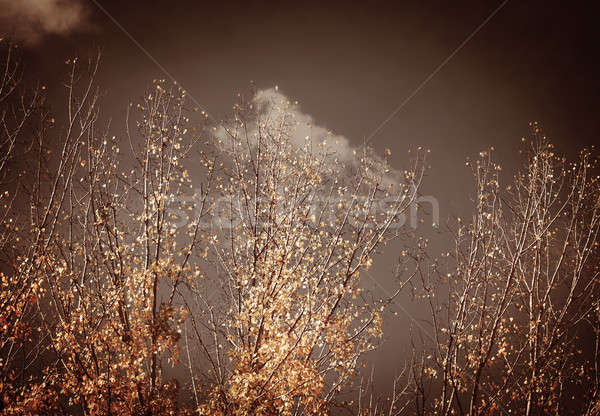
[0,0,90,45]
[253,87,357,164]
[213,87,403,186]
[248,87,403,186]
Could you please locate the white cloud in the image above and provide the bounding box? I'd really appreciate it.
[248,88,403,187]
[211,87,405,190]
[253,87,356,163]
[0,0,90,45]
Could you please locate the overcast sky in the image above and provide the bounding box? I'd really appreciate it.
[3,0,599,389]
[8,1,598,214]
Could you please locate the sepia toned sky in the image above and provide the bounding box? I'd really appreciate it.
[8,0,599,214]
[3,0,600,391]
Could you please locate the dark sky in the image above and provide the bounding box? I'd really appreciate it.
[14,0,600,216]
[5,0,600,392]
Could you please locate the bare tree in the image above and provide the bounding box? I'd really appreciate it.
[0,38,48,411]
[4,37,600,416]
[413,126,600,415]
[184,92,425,415]
[5,33,600,416]
[0,43,426,414]
[21,74,208,414]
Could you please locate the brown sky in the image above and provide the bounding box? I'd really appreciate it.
[15,0,600,211]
